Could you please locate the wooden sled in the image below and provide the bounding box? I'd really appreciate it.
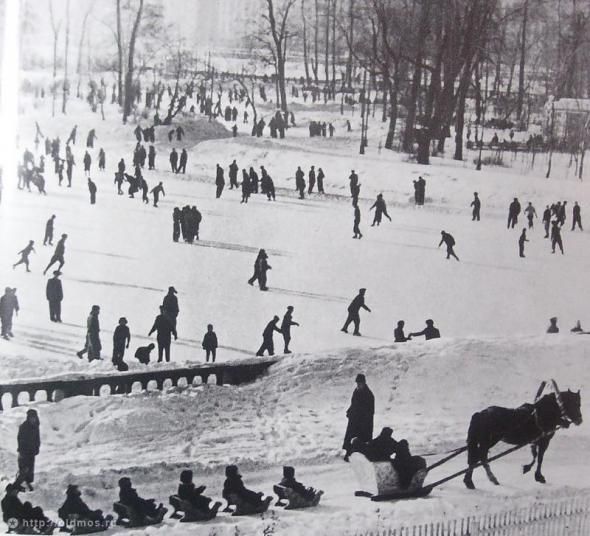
[7,519,57,535]
[225,493,272,516]
[112,501,166,528]
[58,513,113,535]
[349,453,430,501]
[168,495,217,522]
[273,485,323,510]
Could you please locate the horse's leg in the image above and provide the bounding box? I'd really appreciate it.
[463,467,475,489]
[534,437,551,484]
[522,444,537,474]
[483,452,500,485]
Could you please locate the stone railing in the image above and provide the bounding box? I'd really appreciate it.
[0,359,277,411]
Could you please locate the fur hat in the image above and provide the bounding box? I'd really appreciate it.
[180,470,193,484]
[225,465,239,478]
[282,466,295,479]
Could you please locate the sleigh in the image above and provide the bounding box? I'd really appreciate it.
[57,513,112,535]
[273,485,323,509]
[224,493,272,516]
[112,502,166,528]
[349,453,430,501]
[7,520,57,535]
[168,495,217,522]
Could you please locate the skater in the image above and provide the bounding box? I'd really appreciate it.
[177,470,221,516]
[572,201,583,231]
[222,465,271,510]
[77,305,102,361]
[114,172,125,195]
[241,170,250,203]
[317,167,325,193]
[150,182,165,207]
[112,317,131,369]
[13,241,35,272]
[169,149,178,173]
[229,160,239,189]
[542,205,551,238]
[249,167,259,194]
[341,288,371,336]
[471,192,481,221]
[507,198,521,229]
[0,288,19,340]
[177,148,187,174]
[519,228,528,258]
[148,306,178,363]
[14,410,40,492]
[558,201,567,226]
[394,320,411,342]
[295,166,306,199]
[353,204,362,239]
[43,215,55,246]
[134,343,155,365]
[202,324,218,363]
[148,145,156,170]
[86,129,97,148]
[281,306,299,353]
[162,286,179,327]
[46,271,63,322]
[342,374,374,461]
[83,151,91,176]
[308,166,316,194]
[98,148,106,171]
[87,178,97,204]
[524,202,537,229]
[370,194,391,226]
[43,233,67,275]
[173,207,181,242]
[551,220,564,254]
[438,231,459,261]
[547,317,559,334]
[256,316,281,356]
[215,164,225,198]
[409,319,441,340]
[349,170,359,199]
[66,125,77,145]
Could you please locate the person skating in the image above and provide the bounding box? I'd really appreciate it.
[14,410,40,491]
[438,230,459,261]
[66,125,77,145]
[0,288,19,340]
[558,201,567,226]
[169,148,178,173]
[114,172,125,195]
[353,203,362,239]
[98,148,106,171]
[551,220,564,254]
[229,160,239,189]
[542,205,551,238]
[281,306,299,353]
[241,170,250,203]
[173,208,181,242]
[43,234,67,275]
[77,305,102,361]
[409,319,441,340]
[370,193,391,226]
[215,164,225,198]
[140,177,149,204]
[524,202,537,229]
[150,182,165,207]
[86,129,97,148]
[176,470,221,516]
[248,249,265,287]
[249,167,259,194]
[83,151,91,177]
[317,167,325,193]
[162,286,179,327]
[256,316,282,356]
[148,145,156,170]
[308,166,316,194]
[547,317,559,334]
[148,306,178,363]
[43,215,55,246]
[13,241,35,272]
[341,288,371,336]
[87,178,97,205]
[394,320,411,342]
[295,166,306,199]
[342,374,374,461]
[112,317,131,369]
[134,343,154,365]
[202,324,218,363]
[471,192,481,221]
[177,149,187,174]
[349,170,360,202]
[572,201,583,231]
[519,228,528,258]
[507,198,521,229]
[66,152,75,187]
[46,271,63,322]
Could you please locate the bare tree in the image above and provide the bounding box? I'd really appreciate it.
[123,0,144,124]
[48,0,62,118]
[116,0,124,106]
[62,0,71,114]
[76,2,93,99]
[301,0,311,83]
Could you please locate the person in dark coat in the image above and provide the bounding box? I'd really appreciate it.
[134,125,143,142]
[256,316,281,356]
[13,241,35,272]
[343,374,375,461]
[542,205,551,238]
[551,220,564,254]
[229,160,239,189]
[0,288,19,339]
[353,204,362,239]
[162,286,179,327]
[44,233,67,275]
[148,145,156,170]
[2,483,52,532]
[112,317,131,368]
[409,319,440,340]
[364,427,399,462]
[241,170,250,203]
[370,194,391,226]
[169,149,178,173]
[278,466,316,501]
[150,182,165,207]
[391,439,426,489]
[77,305,102,361]
[46,271,63,322]
[394,320,410,342]
[176,126,184,141]
[438,230,459,261]
[118,477,166,521]
[58,484,109,528]
[66,125,77,145]
[140,178,149,204]
[572,201,583,231]
[134,343,155,365]
[215,164,225,198]
[249,167,259,194]
[177,149,187,174]
[308,166,316,194]
[507,198,521,229]
[547,317,559,333]
[295,166,306,199]
[558,200,567,226]
[43,215,55,246]
[83,151,91,176]
[177,470,221,514]
[222,465,269,508]
[202,324,218,363]
[349,170,359,200]
[88,178,97,204]
[341,288,371,336]
[98,148,106,171]
[148,306,178,362]
[471,192,481,221]
[86,129,97,148]
[519,228,528,258]
[262,173,276,201]
[281,306,299,353]
[173,208,181,242]
[247,249,265,287]
[14,410,40,491]
[255,250,272,291]
[317,168,325,194]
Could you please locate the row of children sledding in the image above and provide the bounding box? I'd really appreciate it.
[2,466,322,534]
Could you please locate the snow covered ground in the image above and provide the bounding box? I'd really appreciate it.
[0,89,588,534]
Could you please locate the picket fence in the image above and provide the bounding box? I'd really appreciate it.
[356,494,590,536]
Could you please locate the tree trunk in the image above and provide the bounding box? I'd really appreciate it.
[345,0,353,88]
[123,0,144,124]
[331,0,336,95]
[62,0,70,114]
[324,0,330,87]
[312,0,319,82]
[116,0,124,107]
[76,5,92,99]
[385,77,399,149]
[516,0,528,122]
[454,88,467,160]
[301,0,311,84]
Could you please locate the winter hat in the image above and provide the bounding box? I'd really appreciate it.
[225,465,239,478]
[118,477,131,488]
[355,374,366,384]
[168,286,177,294]
[66,484,80,496]
[283,466,295,479]
[180,470,193,484]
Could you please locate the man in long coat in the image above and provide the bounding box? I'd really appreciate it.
[14,409,41,491]
[343,374,375,461]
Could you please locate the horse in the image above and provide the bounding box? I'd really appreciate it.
[463,381,582,489]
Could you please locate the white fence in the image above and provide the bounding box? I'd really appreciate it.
[356,494,590,536]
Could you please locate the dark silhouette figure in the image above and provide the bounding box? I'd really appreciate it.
[409,319,440,340]
[308,166,316,194]
[148,145,156,170]
[394,320,410,342]
[44,234,67,274]
[162,286,179,327]
[88,178,97,204]
[177,149,188,174]
[169,149,178,173]
[524,202,537,229]
[14,409,40,491]
[281,306,299,353]
[112,317,131,368]
[547,317,559,334]
[58,484,110,529]
[223,465,269,509]
[229,160,239,189]
[150,182,165,207]
[215,164,225,198]
[343,374,375,461]
[551,221,564,254]
[134,343,155,365]
[391,440,427,489]
[117,477,166,522]
[353,204,362,239]
[349,170,360,205]
[507,198,521,229]
[413,177,426,205]
[519,228,528,258]
[256,316,281,356]
[98,148,106,171]
[317,168,325,193]
[202,324,218,363]
[148,306,178,362]
[77,305,101,361]
[341,288,371,336]
[471,192,481,221]
[248,249,271,291]
[439,231,459,261]
[0,288,19,339]
[43,215,55,245]
[370,194,391,226]
[177,470,220,516]
[572,202,583,231]
[13,241,35,272]
[295,166,306,199]
[542,206,551,238]
[46,271,63,322]
[83,151,91,176]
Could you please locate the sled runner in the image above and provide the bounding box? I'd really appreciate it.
[349,453,429,501]
[112,502,166,528]
[225,493,272,516]
[7,521,57,535]
[58,513,113,535]
[273,485,323,509]
[168,495,217,522]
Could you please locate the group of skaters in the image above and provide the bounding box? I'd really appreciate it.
[294,165,326,199]
[172,205,202,242]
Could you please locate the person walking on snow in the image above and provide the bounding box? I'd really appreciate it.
[551,220,564,254]
[281,306,299,354]
[88,178,97,205]
[43,234,67,275]
[83,151,92,177]
[439,231,459,261]
[46,271,63,322]
[353,204,363,239]
[524,202,537,229]
[77,305,102,361]
[13,241,35,272]
[0,288,19,340]
[471,192,481,221]
[151,182,165,207]
[169,149,178,173]
[43,215,55,246]
[542,205,551,238]
[342,374,374,461]
[112,317,131,369]
[162,286,179,327]
[572,201,583,231]
[519,228,528,258]
[177,149,187,174]
[148,306,178,362]
[507,198,521,229]
[256,315,282,356]
[202,324,218,363]
[341,288,371,336]
[14,409,40,492]
[215,164,225,198]
[370,194,391,226]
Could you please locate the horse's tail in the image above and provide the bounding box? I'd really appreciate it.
[466,412,482,466]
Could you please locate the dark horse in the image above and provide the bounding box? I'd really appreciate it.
[463,382,582,489]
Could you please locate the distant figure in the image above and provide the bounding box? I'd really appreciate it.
[13,241,35,272]
[88,178,97,204]
[409,319,441,340]
[524,202,537,229]
[215,164,225,198]
[277,466,319,503]
[150,181,165,207]
[572,202,582,231]
[295,166,306,199]
[507,198,521,229]
[202,324,218,363]
[177,470,221,516]
[148,306,178,362]
[83,151,91,176]
[229,160,239,189]
[134,343,155,365]
[148,145,156,170]
[353,204,362,239]
[77,305,102,361]
[342,374,374,461]
[66,125,77,145]
[394,320,411,342]
[551,221,564,254]
[169,149,178,173]
[86,129,97,148]
[58,484,110,529]
[439,231,459,261]
[308,166,316,194]
[412,176,426,206]
[571,321,584,333]
[248,249,271,291]
[43,215,56,246]
[14,410,40,491]
[112,317,131,369]
[281,306,299,354]
[46,270,63,322]
[256,316,282,357]
[471,192,481,221]
[370,194,391,226]
[341,288,371,336]
[547,317,559,334]
[317,168,325,193]
[518,228,528,258]
[177,149,188,174]
[542,205,551,238]
[117,477,166,523]
[43,234,67,275]
[98,148,106,171]
[0,288,19,340]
